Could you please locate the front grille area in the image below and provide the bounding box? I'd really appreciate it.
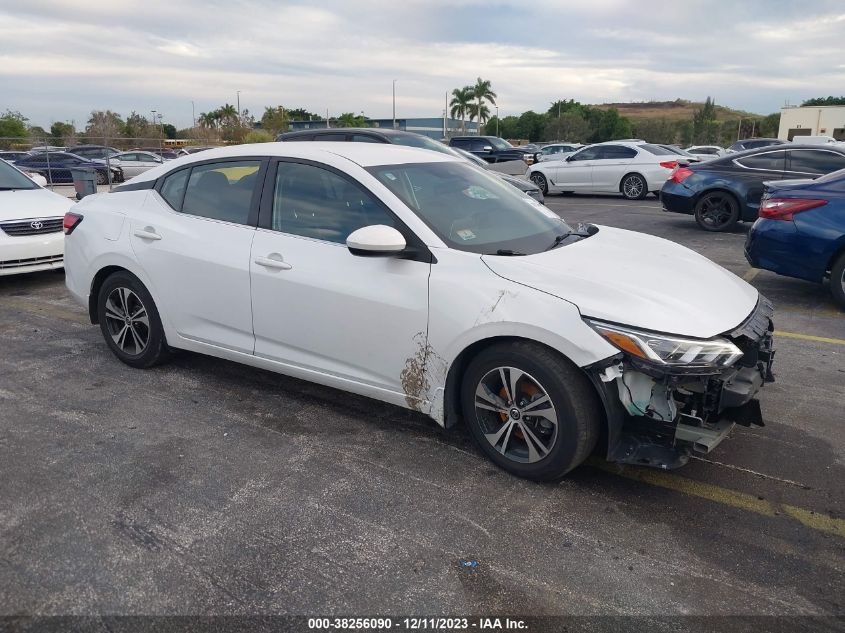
[0,254,63,269]
[0,217,64,236]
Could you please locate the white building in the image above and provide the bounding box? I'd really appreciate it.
[778,105,845,141]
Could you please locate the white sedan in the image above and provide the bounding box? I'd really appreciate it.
[63,143,774,480]
[0,159,74,276]
[109,151,165,179]
[527,141,684,199]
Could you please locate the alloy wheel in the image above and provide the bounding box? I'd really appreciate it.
[697,194,735,229]
[103,287,150,356]
[474,366,558,464]
[622,175,644,199]
[530,173,548,194]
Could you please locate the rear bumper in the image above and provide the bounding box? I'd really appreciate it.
[660,181,696,214]
[0,231,64,276]
[745,219,827,283]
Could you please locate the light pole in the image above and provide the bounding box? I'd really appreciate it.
[191,101,196,128]
[236,91,241,116]
[392,79,397,129]
[150,109,156,127]
[495,106,499,137]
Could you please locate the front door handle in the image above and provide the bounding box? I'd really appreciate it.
[133,227,161,240]
[254,255,292,270]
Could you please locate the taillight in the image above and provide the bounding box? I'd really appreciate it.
[759,198,828,221]
[659,161,678,169]
[669,167,694,183]
[63,211,83,235]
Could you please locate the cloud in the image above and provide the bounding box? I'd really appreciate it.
[1,0,843,128]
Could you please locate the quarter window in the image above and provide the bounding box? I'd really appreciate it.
[159,169,190,210]
[179,160,260,223]
[270,162,395,243]
[788,150,845,175]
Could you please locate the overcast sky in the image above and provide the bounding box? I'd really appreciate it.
[2,0,844,129]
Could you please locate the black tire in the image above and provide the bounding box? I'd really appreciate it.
[529,172,548,195]
[830,252,845,309]
[620,173,648,200]
[694,191,740,231]
[561,191,575,196]
[95,170,108,185]
[460,341,602,481]
[97,271,170,368]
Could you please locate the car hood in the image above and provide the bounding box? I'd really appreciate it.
[0,187,74,222]
[482,225,758,339]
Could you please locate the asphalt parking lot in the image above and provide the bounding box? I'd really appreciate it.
[1,193,843,625]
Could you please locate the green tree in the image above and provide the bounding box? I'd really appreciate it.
[49,121,76,145]
[218,104,238,126]
[801,96,845,106]
[692,97,718,143]
[633,118,679,144]
[515,110,547,142]
[547,99,588,119]
[449,87,473,133]
[286,108,319,121]
[495,115,520,139]
[336,112,367,128]
[162,123,176,139]
[261,106,290,134]
[470,77,497,129]
[0,110,29,147]
[587,108,632,142]
[123,111,155,140]
[758,113,780,137]
[544,112,592,142]
[85,110,124,140]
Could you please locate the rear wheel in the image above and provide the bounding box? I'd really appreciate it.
[97,271,170,368]
[461,341,601,481]
[620,173,648,200]
[831,253,845,308]
[529,172,549,195]
[694,191,740,231]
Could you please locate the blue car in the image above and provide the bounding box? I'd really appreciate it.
[661,144,845,231]
[13,151,123,185]
[745,168,845,307]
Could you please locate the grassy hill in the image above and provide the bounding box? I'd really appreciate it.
[592,99,765,122]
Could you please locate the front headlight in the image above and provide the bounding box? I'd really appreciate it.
[586,319,743,368]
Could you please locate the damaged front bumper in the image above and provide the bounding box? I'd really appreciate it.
[588,298,775,469]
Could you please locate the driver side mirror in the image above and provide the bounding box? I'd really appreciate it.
[347,225,406,257]
[565,155,574,162]
[482,146,493,153]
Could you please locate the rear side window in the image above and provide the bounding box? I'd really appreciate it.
[601,145,638,159]
[351,134,382,143]
[179,160,261,224]
[451,138,470,149]
[160,169,189,210]
[735,151,786,171]
[313,133,347,141]
[788,150,845,175]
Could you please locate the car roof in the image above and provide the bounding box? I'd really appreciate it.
[279,128,419,139]
[126,141,459,184]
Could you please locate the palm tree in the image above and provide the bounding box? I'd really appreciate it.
[469,103,491,127]
[198,112,217,129]
[449,87,473,133]
[471,77,497,134]
[218,103,238,126]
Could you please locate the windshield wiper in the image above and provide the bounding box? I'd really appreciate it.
[494,249,526,256]
[545,232,572,251]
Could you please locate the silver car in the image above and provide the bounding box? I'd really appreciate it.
[536,143,584,162]
[109,152,165,179]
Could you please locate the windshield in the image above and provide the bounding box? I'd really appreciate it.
[489,137,513,150]
[367,161,572,255]
[0,159,38,190]
[390,134,454,156]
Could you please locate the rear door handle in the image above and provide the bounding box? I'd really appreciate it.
[133,227,161,240]
[254,255,292,270]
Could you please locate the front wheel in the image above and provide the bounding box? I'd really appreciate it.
[461,342,601,481]
[694,191,739,231]
[97,271,170,368]
[95,170,108,185]
[620,173,648,200]
[529,172,549,195]
[830,252,845,309]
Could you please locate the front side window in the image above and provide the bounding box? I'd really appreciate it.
[788,150,845,175]
[367,161,573,255]
[271,162,395,243]
[568,146,601,161]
